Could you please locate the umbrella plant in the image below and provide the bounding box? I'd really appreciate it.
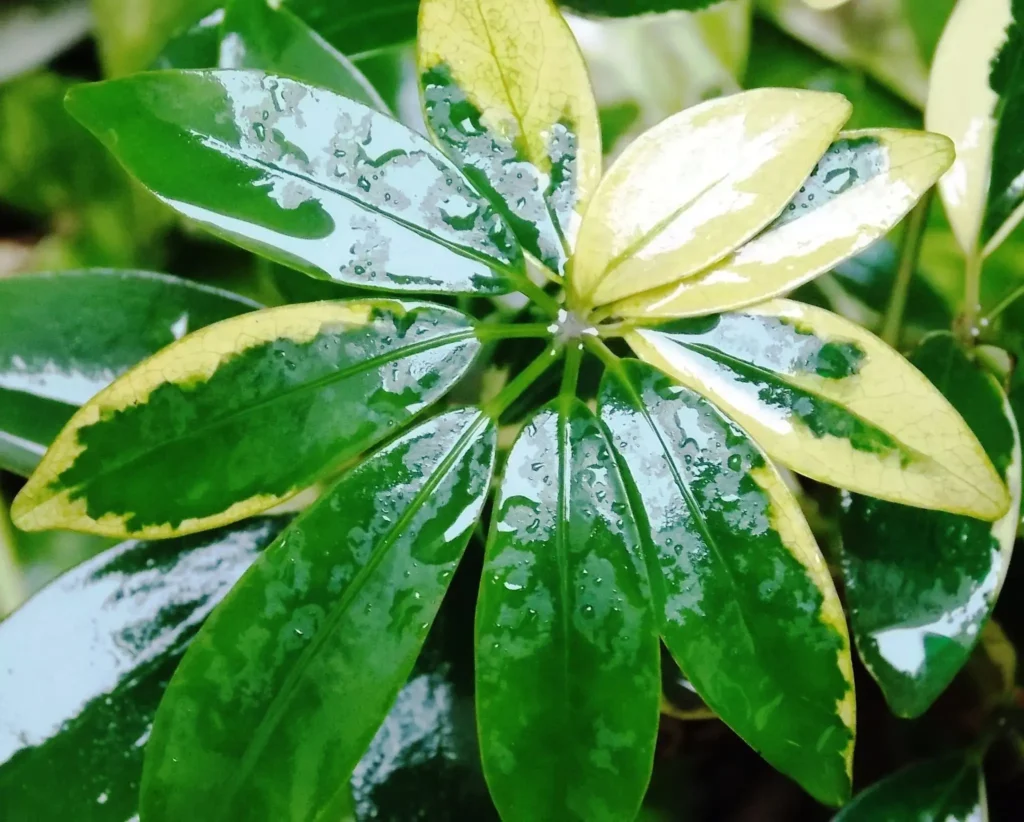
[2,0,1019,820]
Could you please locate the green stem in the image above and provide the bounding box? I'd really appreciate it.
[474,322,554,341]
[983,281,1024,324]
[516,275,562,318]
[881,193,931,347]
[482,344,562,421]
[585,336,622,371]
[959,247,984,346]
[560,342,583,400]
[0,492,25,617]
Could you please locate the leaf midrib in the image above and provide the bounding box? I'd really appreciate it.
[220,410,490,817]
[63,327,475,497]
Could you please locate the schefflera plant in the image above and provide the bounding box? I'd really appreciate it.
[9,0,1011,818]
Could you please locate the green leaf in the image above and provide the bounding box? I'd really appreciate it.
[902,0,957,65]
[141,409,495,822]
[626,300,1009,519]
[926,0,1024,256]
[92,0,221,76]
[598,359,854,806]
[65,70,524,295]
[352,550,497,820]
[833,754,987,822]
[151,7,223,69]
[220,0,387,111]
[283,0,418,57]
[476,400,659,821]
[12,300,481,538]
[418,0,602,277]
[571,88,850,307]
[562,1,722,13]
[0,517,290,822]
[0,0,90,83]
[610,129,952,319]
[841,334,1021,718]
[0,269,259,477]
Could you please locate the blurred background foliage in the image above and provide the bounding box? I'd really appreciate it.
[1,1,1023,819]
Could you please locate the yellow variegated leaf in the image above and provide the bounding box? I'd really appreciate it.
[926,0,1024,257]
[418,0,601,275]
[570,88,851,308]
[802,0,851,8]
[611,129,953,320]
[11,301,481,539]
[626,300,1009,519]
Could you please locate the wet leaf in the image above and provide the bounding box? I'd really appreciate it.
[141,410,495,822]
[0,0,91,83]
[92,0,221,76]
[419,0,601,276]
[833,753,987,822]
[0,517,290,822]
[599,358,854,806]
[926,0,1024,256]
[12,300,481,538]
[627,300,1009,518]
[571,88,850,307]
[612,129,952,319]
[841,334,1021,718]
[476,399,659,820]
[220,0,386,111]
[0,269,259,477]
[65,70,524,295]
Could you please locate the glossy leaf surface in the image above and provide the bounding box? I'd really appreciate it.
[927,0,1024,256]
[12,300,480,538]
[0,270,259,477]
[141,410,496,822]
[571,88,851,307]
[476,400,659,821]
[419,0,601,276]
[220,0,386,111]
[627,300,1009,519]
[599,359,854,806]
[841,335,1021,718]
[0,517,289,822]
[833,754,987,822]
[66,70,524,294]
[284,0,418,57]
[612,129,953,320]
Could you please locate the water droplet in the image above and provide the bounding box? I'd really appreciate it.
[728,454,742,471]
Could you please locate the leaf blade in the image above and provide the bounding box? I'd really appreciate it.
[926,0,1024,256]
[0,517,289,822]
[140,409,495,822]
[12,300,481,538]
[841,334,1021,717]
[0,269,260,477]
[627,300,1009,519]
[598,358,854,806]
[65,69,524,294]
[418,0,602,275]
[571,88,851,307]
[476,400,659,821]
[612,129,952,320]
